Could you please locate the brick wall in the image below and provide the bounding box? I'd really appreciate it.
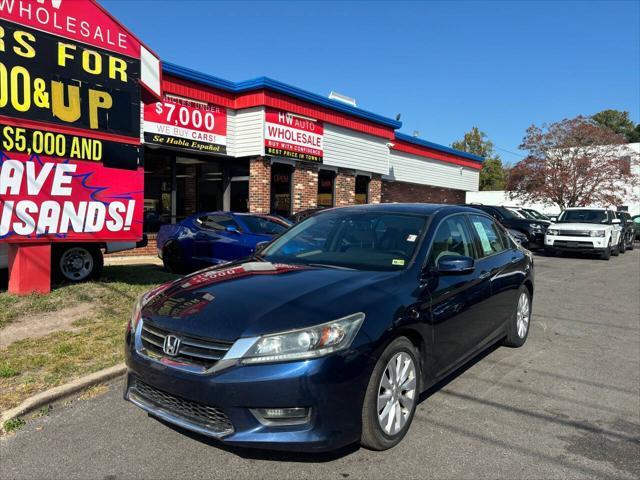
[381,180,465,204]
[369,174,382,204]
[104,234,158,257]
[335,168,356,206]
[249,157,271,213]
[293,163,318,212]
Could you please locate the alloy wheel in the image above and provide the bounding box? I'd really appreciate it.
[516,292,531,338]
[377,352,417,436]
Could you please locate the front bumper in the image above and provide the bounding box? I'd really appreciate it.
[527,231,546,249]
[544,235,608,254]
[124,329,375,452]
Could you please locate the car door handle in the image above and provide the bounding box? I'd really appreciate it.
[479,271,490,280]
[510,256,519,264]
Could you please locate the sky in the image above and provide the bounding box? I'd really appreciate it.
[103,0,640,164]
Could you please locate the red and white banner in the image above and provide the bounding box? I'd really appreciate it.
[264,108,323,163]
[0,0,161,244]
[0,151,143,242]
[0,0,141,58]
[144,96,228,154]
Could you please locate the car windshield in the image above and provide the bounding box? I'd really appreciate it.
[526,209,549,220]
[261,211,428,271]
[241,215,289,235]
[494,207,517,219]
[509,208,532,219]
[558,210,609,224]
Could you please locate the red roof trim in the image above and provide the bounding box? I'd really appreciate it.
[392,140,483,170]
[162,74,395,139]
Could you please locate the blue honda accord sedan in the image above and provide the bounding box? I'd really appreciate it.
[124,204,534,452]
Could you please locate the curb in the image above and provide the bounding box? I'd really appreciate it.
[1,363,126,428]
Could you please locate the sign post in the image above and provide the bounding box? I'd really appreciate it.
[0,0,161,294]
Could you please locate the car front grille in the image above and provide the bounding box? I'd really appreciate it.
[557,230,591,237]
[140,322,233,369]
[128,377,234,435]
[553,240,594,248]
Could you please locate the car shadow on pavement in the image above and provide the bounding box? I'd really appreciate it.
[151,415,360,462]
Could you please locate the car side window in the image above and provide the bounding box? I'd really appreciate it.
[198,214,238,231]
[428,216,476,266]
[469,214,507,257]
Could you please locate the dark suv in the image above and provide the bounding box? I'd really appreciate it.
[616,211,635,252]
[460,204,549,249]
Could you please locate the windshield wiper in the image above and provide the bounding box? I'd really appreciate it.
[307,263,356,271]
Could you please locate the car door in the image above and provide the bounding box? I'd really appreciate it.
[193,214,242,264]
[425,214,493,377]
[468,214,524,336]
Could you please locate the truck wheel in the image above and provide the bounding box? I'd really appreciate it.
[53,245,103,283]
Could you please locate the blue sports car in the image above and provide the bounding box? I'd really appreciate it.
[157,212,291,273]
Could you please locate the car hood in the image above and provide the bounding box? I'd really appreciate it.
[141,261,400,341]
[550,223,610,231]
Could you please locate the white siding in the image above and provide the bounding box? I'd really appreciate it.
[323,124,390,175]
[227,107,264,157]
[385,149,480,192]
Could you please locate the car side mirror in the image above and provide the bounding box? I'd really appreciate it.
[549,216,557,222]
[611,218,621,224]
[225,225,240,233]
[436,255,475,275]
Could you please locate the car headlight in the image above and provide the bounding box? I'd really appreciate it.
[529,223,543,230]
[590,230,606,237]
[239,313,365,364]
[547,229,559,236]
[128,283,172,332]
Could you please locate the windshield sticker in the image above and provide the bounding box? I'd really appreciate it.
[392,259,405,266]
[472,221,493,254]
[406,234,418,242]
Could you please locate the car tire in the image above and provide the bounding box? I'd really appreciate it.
[612,239,620,256]
[629,239,634,251]
[361,337,420,451]
[503,286,532,348]
[162,241,186,274]
[53,245,103,283]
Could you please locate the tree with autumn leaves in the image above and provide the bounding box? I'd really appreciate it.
[507,116,638,210]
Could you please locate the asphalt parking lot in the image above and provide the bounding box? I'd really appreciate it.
[1,250,639,479]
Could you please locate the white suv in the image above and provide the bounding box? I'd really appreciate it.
[544,208,623,260]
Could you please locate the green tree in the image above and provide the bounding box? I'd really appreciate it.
[592,109,640,143]
[452,127,506,190]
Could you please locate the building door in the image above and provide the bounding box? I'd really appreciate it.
[271,163,293,216]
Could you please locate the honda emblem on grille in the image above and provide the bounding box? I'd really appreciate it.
[163,335,181,356]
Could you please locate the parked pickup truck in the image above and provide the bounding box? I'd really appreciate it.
[0,237,147,283]
[544,207,622,260]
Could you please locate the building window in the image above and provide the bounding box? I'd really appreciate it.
[355,175,370,204]
[317,169,335,207]
[143,151,173,233]
[271,162,293,216]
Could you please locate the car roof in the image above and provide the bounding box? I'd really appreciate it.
[324,203,487,217]
[564,207,608,211]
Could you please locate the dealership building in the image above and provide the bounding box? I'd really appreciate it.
[137,62,483,248]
